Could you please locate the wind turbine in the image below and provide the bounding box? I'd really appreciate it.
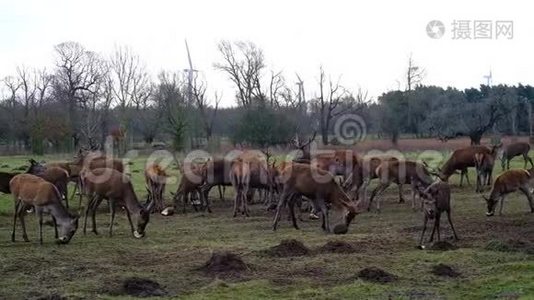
[184,39,198,103]
[295,73,305,103]
[483,69,493,86]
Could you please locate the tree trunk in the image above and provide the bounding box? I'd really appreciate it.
[470,134,482,145]
[391,132,399,145]
[321,127,329,145]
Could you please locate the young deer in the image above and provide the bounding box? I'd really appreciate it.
[81,168,153,238]
[144,163,168,213]
[415,180,459,248]
[172,162,206,214]
[28,159,70,208]
[501,142,533,170]
[483,167,534,216]
[10,174,79,244]
[474,151,497,193]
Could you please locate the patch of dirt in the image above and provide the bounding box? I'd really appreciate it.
[263,239,310,257]
[198,252,248,276]
[357,267,398,283]
[122,277,167,297]
[431,264,460,277]
[318,241,355,254]
[485,239,534,254]
[429,241,458,251]
[333,224,349,234]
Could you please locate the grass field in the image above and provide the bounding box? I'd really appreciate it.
[1,153,534,299]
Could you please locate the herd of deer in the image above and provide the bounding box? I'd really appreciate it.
[1,137,533,248]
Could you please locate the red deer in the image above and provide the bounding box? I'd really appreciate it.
[10,174,79,244]
[230,158,251,217]
[199,158,237,212]
[368,160,434,212]
[291,131,317,162]
[27,159,70,209]
[144,163,168,213]
[483,168,534,216]
[474,151,497,193]
[81,168,153,238]
[501,142,533,170]
[172,162,206,213]
[438,145,500,186]
[272,163,365,233]
[415,180,459,248]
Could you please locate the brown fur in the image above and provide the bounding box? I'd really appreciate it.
[439,145,499,186]
[144,163,167,213]
[81,168,152,238]
[10,174,78,244]
[484,168,534,216]
[501,142,533,170]
[199,158,235,212]
[416,181,459,247]
[174,162,206,213]
[474,152,497,193]
[272,163,364,232]
[368,160,434,212]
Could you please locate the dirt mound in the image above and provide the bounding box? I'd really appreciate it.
[122,277,167,297]
[318,241,355,254]
[199,252,248,276]
[431,264,460,277]
[264,239,310,257]
[357,267,397,283]
[485,239,534,254]
[429,241,458,251]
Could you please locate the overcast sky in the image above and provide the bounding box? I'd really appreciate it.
[0,0,532,106]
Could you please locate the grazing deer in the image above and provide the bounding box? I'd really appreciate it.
[483,167,534,216]
[474,151,497,193]
[81,168,153,238]
[272,163,365,233]
[438,144,501,186]
[10,174,79,244]
[415,180,459,248]
[368,160,434,212]
[144,163,167,213]
[27,159,70,208]
[501,142,533,170]
[199,158,235,212]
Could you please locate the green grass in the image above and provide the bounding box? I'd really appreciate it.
[0,153,534,299]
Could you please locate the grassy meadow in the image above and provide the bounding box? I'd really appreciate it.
[0,152,533,299]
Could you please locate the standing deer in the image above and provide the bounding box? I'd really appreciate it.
[199,158,235,213]
[81,168,153,238]
[501,142,533,170]
[10,174,79,244]
[438,144,500,186]
[415,180,459,248]
[474,151,497,193]
[27,159,70,208]
[272,163,364,233]
[368,160,434,212]
[173,162,206,213]
[483,167,534,216]
[144,163,167,213]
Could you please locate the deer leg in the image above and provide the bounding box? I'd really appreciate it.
[272,189,291,231]
[398,184,405,203]
[108,200,116,237]
[519,185,534,213]
[19,207,29,242]
[465,170,471,186]
[317,199,330,233]
[499,195,505,216]
[435,213,442,241]
[90,195,104,235]
[501,158,506,171]
[36,207,43,245]
[52,216,58,239]
[419,215,428,248]
[218,185,224,201]
[369,183,390,213]
[528,156,534,168]
[288,196,299,230]
[11,200,20,242]
[125,209,135,234]
[410,182,417,211]
[446,210,459,240]
[429,217,438,243]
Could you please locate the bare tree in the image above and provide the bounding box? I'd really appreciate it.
[191,74,220,142]
[406,53,426,92]
[314,66,366,145]
[214,40,266,107]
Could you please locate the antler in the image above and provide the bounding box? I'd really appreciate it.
[293,131,317,150]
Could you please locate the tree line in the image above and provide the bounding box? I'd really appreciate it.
[0,40,532,154]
